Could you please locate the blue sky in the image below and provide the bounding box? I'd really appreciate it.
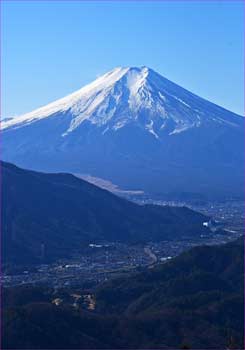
[2,0,244,116]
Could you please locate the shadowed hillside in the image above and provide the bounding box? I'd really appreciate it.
[2,161,209,265]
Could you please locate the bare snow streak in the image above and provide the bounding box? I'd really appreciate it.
[145,120,159,139]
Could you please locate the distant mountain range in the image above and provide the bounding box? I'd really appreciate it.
[2,161,210,265]
[2,67,244,199]
[3,238,243,349]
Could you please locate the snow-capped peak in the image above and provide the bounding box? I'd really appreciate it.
[2,67,128,128]
[2,66,242,138]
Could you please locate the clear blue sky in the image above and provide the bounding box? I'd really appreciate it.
[2,0,244,116]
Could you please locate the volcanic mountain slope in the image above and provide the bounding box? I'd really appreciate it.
[2,161,209,265]
[2,67,244,198]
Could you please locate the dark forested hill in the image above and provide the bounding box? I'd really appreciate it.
[94,238,244,348]
[2,161,209,265]
[96,237,244,310]
[3,238,244,349]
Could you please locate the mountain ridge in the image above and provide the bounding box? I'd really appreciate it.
[2,161,209,265]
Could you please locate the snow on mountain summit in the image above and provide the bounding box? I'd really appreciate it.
[2,66,242,138]
[2,67,244,199]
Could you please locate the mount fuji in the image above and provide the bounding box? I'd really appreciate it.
[2,66,244,199]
